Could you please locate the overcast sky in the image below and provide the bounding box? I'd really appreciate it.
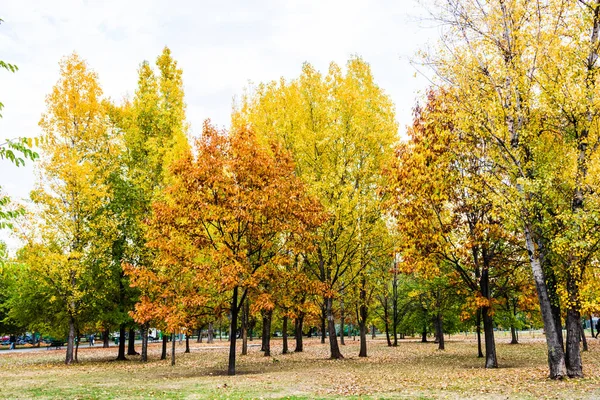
[0,0,438,248]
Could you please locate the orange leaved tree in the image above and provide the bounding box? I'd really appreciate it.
[136,121,324,375]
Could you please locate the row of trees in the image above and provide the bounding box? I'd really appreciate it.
[2,0,600,380]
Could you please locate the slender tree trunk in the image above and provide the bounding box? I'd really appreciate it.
[340,298,345,346]
[65,317,75,365]
[326,297,343,359]
[383,297,392,347]
[421,323,427,343]
[171,333,176,366]
[482,307,497,368]
[74,328,79,363]
[127,327,138,355]
[295,315,304,352]
[320,303,326,344]
[228,286,239,376]
[358,300,368,356]
[263,310,272,357]
[590,315,595,338]
[435,314,445,350]
[242,299,248,356]
[197,326,202,343]
[282,315,288,354]
[476,308,483,358]
[116,324,127,361]
[102,328,109,348]
[525,224,568,379]
[510,325,518,344]
[161,335,167,360]
[565,270,584,377]
[580,322,588,352]
[208,322,214,344]
[185,333,190,353]
[141,324,149,362]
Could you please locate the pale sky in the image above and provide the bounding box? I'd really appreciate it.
[0,0,438,249]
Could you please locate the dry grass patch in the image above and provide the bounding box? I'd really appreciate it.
[0,335,598,399]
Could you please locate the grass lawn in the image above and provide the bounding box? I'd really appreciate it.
[0,333,599,399]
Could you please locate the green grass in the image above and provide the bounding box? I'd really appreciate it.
[0,335,598,399]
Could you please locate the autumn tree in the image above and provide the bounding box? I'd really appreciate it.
[30,53,116,364]
[422,0,600,378]
[235,57,397,359]
[109,47,190,361]
[135,122,323,375]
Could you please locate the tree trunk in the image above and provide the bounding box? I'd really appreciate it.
[358,300,368,357]
[525,224,568,379]
[228,286,239,376]
[102,328,109,348]
[263,310,272,357]
[197,326,202,343]
[242,299,249,356]
[295,315,304,352]
[171,333,176,366]
[74,328,80,363]
[185,333,190,353]
[127,327,138,355]
[476,308,483,358]
[65,317,75,364]
[421,323,427,343]
[435,314,445,350]
[161,335,167,360]
[326,297,343,359]
[340,298,345,346]
[141,324,149,362]
[320,303,326,344]
[282,315,288,354]
[116,324,127,361]
[580,322,588,352]
[482,307,497,368]
[590,315,595,338]
[208,322,214,344]
[510,325,518,344]
[565,303,583,377]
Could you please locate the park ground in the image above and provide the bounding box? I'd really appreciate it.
[0,332,599,399]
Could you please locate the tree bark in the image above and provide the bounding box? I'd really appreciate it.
[320,303,326,344]
[326,297,343,359]
[74,328,79,363]
[580,321,588,352]
[340,298,345,346]
[421,323,427,343]
[141,324,149,362]
[263,310,272,357]
[435,314,445,350]
[127,327,138,355]
[476,308,483,358]
[208,322,214,344]
[590,315,595,338]
[510,325,518,344]
[282,315,288,354]
[242,299,248,356]
[228,286,239,375]
[65,317,75,365]
[102,328,110,348]
[525,223,567,379]
[161,335,167,360]
[295,315,304,353]
[171,333,176,366]
[197,326,202,343]
[482,307,497,368]
[185,332,190,353]
[358,303,368,357]
[565,303,583,376]
[116,323,126,361]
